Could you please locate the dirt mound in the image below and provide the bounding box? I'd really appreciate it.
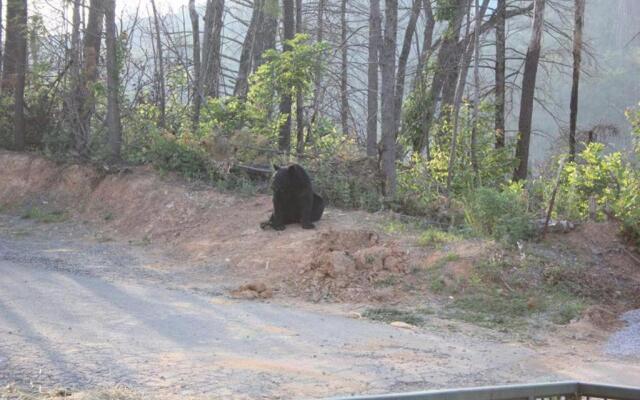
[290,229,412,302]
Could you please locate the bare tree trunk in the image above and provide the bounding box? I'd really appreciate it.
[150,0,166,129]
[278,0,295,153]
[308,0,325,145]
[494,0,505,148]
[413,0,435,90]
[380,0,398,197]
[470,0,481,180]
[2,0,28,150]
[514,0,545,181]
[253,0,277,70]
[366,0,381,157]
[569,0,585,161]
[295,0,305,156]
[105,0,122,162]
[202,0,225,98]
[78,0,103,157]
[393,0,421,135]
[234,0,263,98]
[189,0,201,129]
[70,0,83,155]
[0,0,3,82]
[413,0,466,153]
[340,0,350,136]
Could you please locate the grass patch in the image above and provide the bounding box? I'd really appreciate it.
[417,228,460,247]
[21,207,68,223]
[362,307,425,326]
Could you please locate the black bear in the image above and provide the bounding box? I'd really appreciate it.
[260,164,324,230]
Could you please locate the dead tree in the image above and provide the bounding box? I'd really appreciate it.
[340,0,350,136]
[380,0,398,196]
[366,0,381,157]
[278,0,295,153]
[514,0,546,181]
[189,0,202,128]
[77,0,104,157]
[2,0,28,150]
[202,0,225,98]
[105,0,123,162]
[494,0,506,148]
[150,0,166,128]
[569,0,585,161]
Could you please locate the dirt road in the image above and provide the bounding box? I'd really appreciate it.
[0,214,638,399]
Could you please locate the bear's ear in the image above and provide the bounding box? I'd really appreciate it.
[288,164,297,174]
[273,164,280,171]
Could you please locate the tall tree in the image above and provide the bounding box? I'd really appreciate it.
[366,0,381,157]
[340,0,350,136]
[413,0,435,90]
[514,0,546,181]
[105,0,122,162]
[189,0,202,128]
[253,0,278,70]
[70,0,82,155]
[494,0,506,148]
[234,0,263,98]
[295,0,305,155]
[380,0,398,196]
[412,0,467,152]
[150,0,166,129]
[569,0,585,161]
[2,0,28,150]
[77,0,104,157]
[278,0,295,153]
[393,0,421,133]
[202,0,225,98]
[309,0,326,146]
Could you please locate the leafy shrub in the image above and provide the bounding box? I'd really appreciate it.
[464,184,534,244]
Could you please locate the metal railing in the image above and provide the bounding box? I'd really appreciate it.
[329,382,640,400]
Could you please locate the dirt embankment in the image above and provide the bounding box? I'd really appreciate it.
[0,151,436,303]
[1,150,638,313]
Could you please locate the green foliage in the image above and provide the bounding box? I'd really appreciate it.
[464,183,534,244]
[417,228,460,247]
[21,207,67,223]
[246,34,327,142]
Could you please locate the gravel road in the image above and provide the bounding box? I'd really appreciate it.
[0,214,638,399]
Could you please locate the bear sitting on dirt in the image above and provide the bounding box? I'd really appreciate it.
[260,164,324,230]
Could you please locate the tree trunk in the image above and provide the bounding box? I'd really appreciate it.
[308,0,325,146]
[295,0,305,156]
[189,0,202,129]
[253,0,277,70]
[340,0,350,136]
[413,0,466,153]
[202,0,225,98]
[380,0,398,197]
[78,0,104,157]
[105,0,122,162]
[2,0,28,150]
[470,0,481,180]
[494,0,505,148]
[569,0,585,161]
[513,0,545,181]
[234,0,263,98]
[150,0,166,129]
[278,0,295,153]
[413,0,435,91]
[0,0,3,82]
[393,0,421,135]
[366,0,381,157]
[70,0,83,155]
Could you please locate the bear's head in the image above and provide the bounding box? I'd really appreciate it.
[271,164,309,194]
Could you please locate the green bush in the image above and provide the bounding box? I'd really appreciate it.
[464,184,534,244]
